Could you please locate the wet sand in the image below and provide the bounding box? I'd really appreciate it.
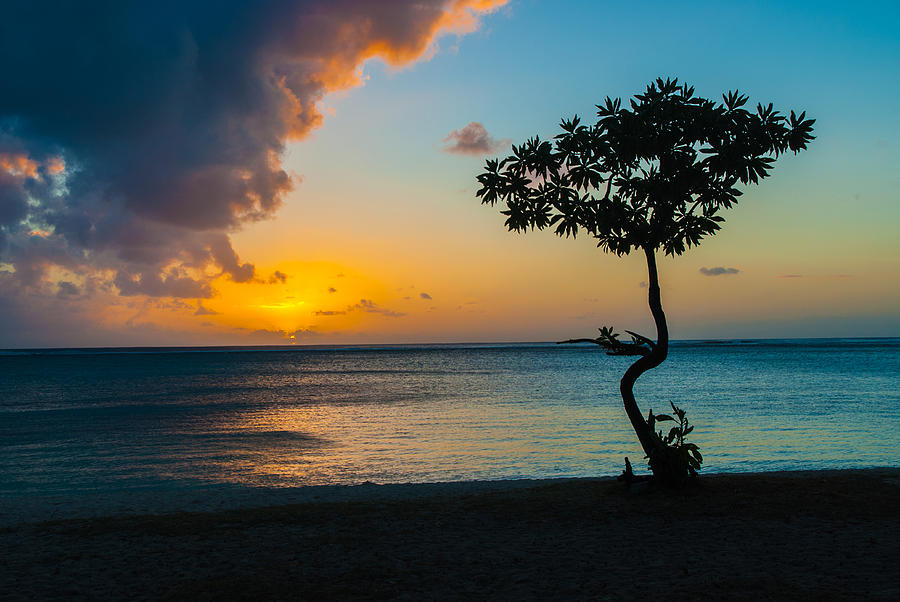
[2,468,898,600]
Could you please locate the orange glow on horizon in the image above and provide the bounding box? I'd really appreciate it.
[196,260,404,339]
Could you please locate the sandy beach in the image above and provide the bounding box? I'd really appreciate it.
[1,468,898,600]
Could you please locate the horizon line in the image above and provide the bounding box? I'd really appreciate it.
[3,335,900,353]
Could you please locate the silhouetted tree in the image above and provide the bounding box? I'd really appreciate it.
[476,78,814,485]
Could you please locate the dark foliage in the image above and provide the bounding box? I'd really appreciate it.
[476,77,815,256]
[649,402,703,478]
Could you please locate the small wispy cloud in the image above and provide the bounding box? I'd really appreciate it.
[442,122,508,156]
[327,286,337,293]
[779,274,803,279]
[247,327,317,342]
[194,301,218,316]
[353,299,405,317]
[700,266,740,276]
[315,299,405,318]
[268,270,288,284]
[420,292,432,300]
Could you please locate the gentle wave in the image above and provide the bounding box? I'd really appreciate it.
[1,339,898,494]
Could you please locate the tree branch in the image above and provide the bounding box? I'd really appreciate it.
[685,197,703,217]
[602,175,614,201]
[556,337,604,345]
[624,330,656,349]
[558,335,651,356]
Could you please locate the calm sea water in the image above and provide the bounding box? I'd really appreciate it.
[1,339,898,495]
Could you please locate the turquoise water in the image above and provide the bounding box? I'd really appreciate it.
[1,339,898,494]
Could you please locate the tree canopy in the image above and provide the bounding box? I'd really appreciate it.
[476,77,815,257]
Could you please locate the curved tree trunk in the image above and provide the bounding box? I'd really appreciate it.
[619,246,669,472]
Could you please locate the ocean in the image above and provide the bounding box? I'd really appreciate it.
[1,339,898,495]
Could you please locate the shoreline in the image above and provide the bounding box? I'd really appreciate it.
[2,467,898,600]
[2,466,898,528]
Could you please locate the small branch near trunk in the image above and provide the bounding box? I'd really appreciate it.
[557,337,606,345]
[557,326,654,356]
[624,330,656,350]
[617,457,652,485]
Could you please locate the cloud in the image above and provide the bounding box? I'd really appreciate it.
[357,299,377,310]
[248,327,317,343]
[327,287,337,293]
[353,298,405,317]
[208,234,256,283]
[442,122,508,155]
[56,281,80,299]
[194,301,218,316]
[316,298,405,318]
[420,292,432,300]
[779,274,803,279]
[268,270,288,284]
[114,269,212,298]
[0,0,506,343]
[699,266,740,276]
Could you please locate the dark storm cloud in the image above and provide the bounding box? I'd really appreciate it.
[0,0,504,307]
[114,269,213,298]
[207,234,256,283]
[56,281,80,299]
[0,173,28,226]
[699,266,740,276]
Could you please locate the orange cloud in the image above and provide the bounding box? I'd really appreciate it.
[0,153,39,177]
[280,0,509,140]
[0,152,65,178]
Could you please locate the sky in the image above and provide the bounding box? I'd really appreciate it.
[1,0,898,348]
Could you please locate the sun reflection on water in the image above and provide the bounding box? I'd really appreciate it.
[2,341,898,494]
